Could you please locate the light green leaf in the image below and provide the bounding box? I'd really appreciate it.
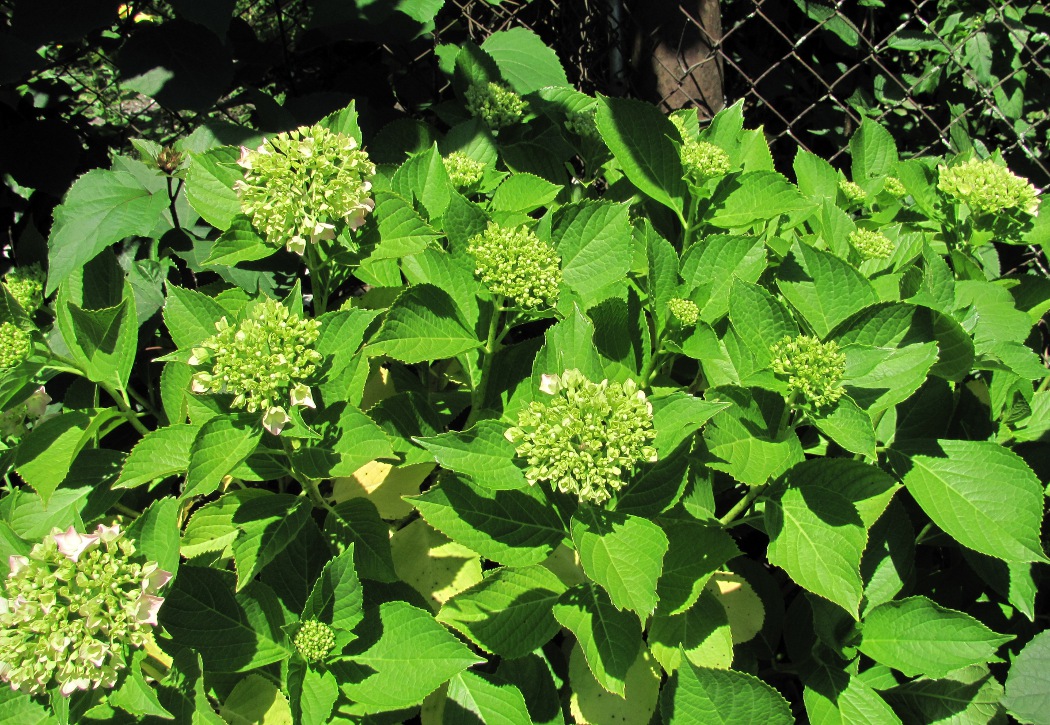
[1004,630,1050,724]
[844,343,939,414]
[402,249,483,329]
[861,499,915,616]
[296,666,339,725]
[163,284,227,350]
[183,415,262,500]
[661,661,793,725]
[370,190,442,260]
[159,567,292,672]
[651,393,731,458]
[708,171,816,229]
[181,489,267,559]
[728,279,799,365]
[219,674,292,725]
[849,118,898,192]
[202,217,275,267]
[443,671,533,725]
[324,499,398,583]
[124,497,181,577]
[802,668,902,725]
[56,281,138,390]
[336,601,482,713]
[13,410,92,503]
[553,583,642,697]
[571,507,669,620]
[680,235,767,323]
[531,304,605,385]
[302,544,363,633]
[482,27,569,92]
[116,424,198,489]
[231,493,311,591]
[778,243,879,339]
[656,519,741,616]
[492,173,562,213]
[391,144,452,221]
[859,596,1013,678]
[812,396,877,459]
[551,201,632,309]
[411,474,565,567]
[110,649,174,719]
[415,420,527,490]
[185,146,243,232]
[649,588,733,673]
[46,169,169,294]
[793,148,840,201]
[438,565,567,658]
[595,96,686,217]
[891,439,1048,563]
[368,284,483,363]
[702,387,804,486]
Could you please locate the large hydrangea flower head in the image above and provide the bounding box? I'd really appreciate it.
[235,124,377,255]
[189,298,323,435]
[0,322,32,369]
[467,222,562,309]
[505,369,658,505]
[3,264,45,314]
[769,335,847,409]
[937,157,1039,216]
[443,152,485,191]
[465,82,527,131]
[0,524,170,696]
[849,229,895,260]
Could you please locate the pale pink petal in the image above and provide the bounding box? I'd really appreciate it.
[289,384,315,409]
[94,524,122,543]
[262,406,290,436]
[8,555,29,576]
[286,236,307,256]
[539,374,559,395]
[136,594,165,626]
[24,387,50,419]
[237,146,253,169]
[51,527,99,562]
[60,678,91,697]
[141,566,172,593]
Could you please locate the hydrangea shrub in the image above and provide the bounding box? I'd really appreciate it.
[1,29,1048,725]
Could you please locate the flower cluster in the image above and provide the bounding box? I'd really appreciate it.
[294,620,336,662]
[681,140,731,181]
[443,152,485,191]
[849,229,895,260]
[189,298,323,435]
[3,264,45,314]
[883,176,906,197]
[235,124,377,255]
[769,335,847,409]
[565,107,600,141]
[467,222,562,309]
[0,322,32,369]
[937,158,1039,216]
[0,525,170,696]
[465,82,527,131]
[505,369,658,505]
[0,387,50,439]
[669,297,699,326]
[839,180,867,204]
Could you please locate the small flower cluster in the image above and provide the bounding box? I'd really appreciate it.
[294,620,336,662]
[849,229,895,260]
[769,335,847,409]
[0,387,50,439]
[3,264,45,314]
[0,322,32,369]
[189,298,323,435]
[505,369,658,505]
[669,297,699,326]
[839,180,868,204]
[937,157,1039,216]
[565,107,600,141]
[467,222,562,309]
[235,124,377,255]
[465,82,527,131]
[443,152,485,191]
[883,176,906,197]
[0,525,170,696]
[681,140,731,181]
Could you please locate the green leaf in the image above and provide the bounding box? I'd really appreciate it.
[46,169,168,294]
[708,171,815,229]
[764,461,869,618]
[185,146,242,231]
[728,279,799,365]
[802,668,902,725]
[793,149,840,201]
[443,671,534,725]
[116,423,198,489]
[482,27,569,93]
[370,190,442,260]
[368,284,483,363]
[553,583,642,697]
[302,544,363,632]
[183,415,262,500]
[415,420,527,490]
[531,305,605,386]
[391,144,452,220]
[159,567,292,672]
[259,519,329,616]
[651,392,731,458]
[571,507,669,620]
[318,100,362,142]
[812,396,877,458]
[411,474,565,567]
[844,343,939,414]
[0,487,91,541]
[324,499,398,583]
[778,243,879,339]
[657,519,741,616]
[680,235,767,323]
[231,493,311,590]
[595,96,686,217]
[649,588,733,673]
[492,173,562,213]
[124,497,181,577]
[702,387,804,486]
[163,284,227,350]
[290,404,394,479]
[181,489,267,559]
[110,649,174,719]
[219,674,293,725]
[1004,630,1050,724]
[202,216,274,266]
[885,664,1005,725]
[858,596,1013,678]
[438,565,567,658]
[494,654,565,725]
[56,281,138,390]
[295,666,339,725]
[13,411,92,504]
[661,661,793,725]
[551,201,632,309]
[402,249,483,329]
[336,600,482,713]
[850,118,898,192]
[890,439,1048,563]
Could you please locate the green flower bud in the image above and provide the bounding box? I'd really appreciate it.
[443,151,485,191]
[189,298,322,434]
[769,335,846,409]
[0,322,32,369]
[505,370,657,505]
[937,157,1039,216]
[294,620,336,662]
[3,264,46,314]
[848,229,895,260]
[681,140,731,181]
[465,82,527,131]
[0,525,170,696]
[235,124,377,253]
[839,180,867,203]
[565,107,600,140]
[883,176,906,197]
[669,297,699,326]
[467,222,562,309]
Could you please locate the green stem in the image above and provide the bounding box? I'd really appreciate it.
[719,483,769,526]
[304,245,329,315]
[99,382,151,436]
[466,299,503,428]
[167,177,183,233]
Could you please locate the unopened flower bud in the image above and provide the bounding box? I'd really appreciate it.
[849,229,895,260]
[467,222,561,309]
[294,620,336,662]
[769,335,846,409]
[839,180,867,204]
[0,322,32,369]
[443,152,485,191]
[3,264,46,314]
[938,157,1039,216]
[668,297,699,326]
[465,82,527,131]
[681,140,731,181]
[882,176,906,197]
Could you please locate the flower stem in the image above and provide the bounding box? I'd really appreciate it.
[719,483,769,526]
[98,382,152,436]
[466,298,503,428]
